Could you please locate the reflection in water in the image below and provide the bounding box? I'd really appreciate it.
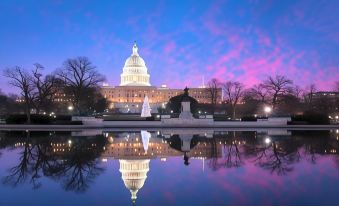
[0,131,106,192]
[118,131,151,204]
[119,159,150,204]
[52,136,106,193]
[0,129,339,204]
[141,130,151,153]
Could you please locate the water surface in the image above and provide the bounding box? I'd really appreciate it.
[0,129,338,206]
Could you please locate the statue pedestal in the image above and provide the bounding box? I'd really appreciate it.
[161,87,214,127]
[179,111,193,119]
[179,101,193,119]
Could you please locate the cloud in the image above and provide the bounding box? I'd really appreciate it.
[1,0,338,93]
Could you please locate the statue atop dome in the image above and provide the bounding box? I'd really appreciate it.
[132,42,139,56]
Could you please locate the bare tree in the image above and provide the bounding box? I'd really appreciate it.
[32,64,58,114]
[304,84,317,106]
[249,83,268,103]
[3,67,35,123]
[334,81,339,92]
[56,57,105,115]
[0,92,17,116]
[263,75,293,109]
[223,81,245,119]
[206,78,221,114]
[292,85,303,100]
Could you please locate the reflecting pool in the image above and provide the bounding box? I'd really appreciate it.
[0,129,338,206]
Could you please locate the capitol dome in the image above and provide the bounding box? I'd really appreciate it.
[120,43,151,86]
[119,159,150,204]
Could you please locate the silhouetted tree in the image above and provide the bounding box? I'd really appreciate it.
[278,94,302,114]
[249,84,269,103]
[206,78,221,114]
[223,81,245,119]
[32,64,58,114]
[334,81,339,92]
[57,57,105,115]
[304,84,317,109]
[240,91,262,116]
[3,67,35,123]
[263,75,293,109]
[292,85,303,100]
[0,91,17,116]
[94,96,109,113]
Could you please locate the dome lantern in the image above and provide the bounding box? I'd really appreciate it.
[132,42,139,56]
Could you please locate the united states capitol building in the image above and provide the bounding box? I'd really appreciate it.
[101,43,222,113]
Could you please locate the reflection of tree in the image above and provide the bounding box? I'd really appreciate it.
[52,140,105,193]
[3,141,32,187]
[303,139,320,164]
[249,139,300,176]
[205,131,339,175]
[2,131,62,189]
[224,141,242,168]
[208,138,219,171]
[296,131,332,165]
[1,131,106,192]
[208,132,245,170]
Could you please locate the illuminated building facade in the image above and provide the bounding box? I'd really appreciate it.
[101,43,222,113]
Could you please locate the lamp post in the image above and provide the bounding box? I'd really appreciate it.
[264,106,272,118]
[265,137,271,144]
[68,105,74,115]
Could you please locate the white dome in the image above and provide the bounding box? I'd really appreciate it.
[120,43,151,86]
[124,55,146,68]
[119,159,150,204]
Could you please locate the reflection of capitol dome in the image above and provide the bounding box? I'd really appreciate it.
[120,42,151,86]
[119,159,150,204]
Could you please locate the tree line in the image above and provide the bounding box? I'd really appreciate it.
[2,57,107,123]
[206,75,339,119]
[2,57,338,122]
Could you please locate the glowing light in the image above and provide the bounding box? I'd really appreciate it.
[264,106,272,113]
[68,106,74,111]
[265,137,271,144]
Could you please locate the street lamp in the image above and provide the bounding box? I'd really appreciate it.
[68,140,72,146]
[264,106,272,117]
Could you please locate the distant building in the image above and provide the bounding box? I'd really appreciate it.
[101,43,222,113]
[311,91,339,118]
[312,91,339,101]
